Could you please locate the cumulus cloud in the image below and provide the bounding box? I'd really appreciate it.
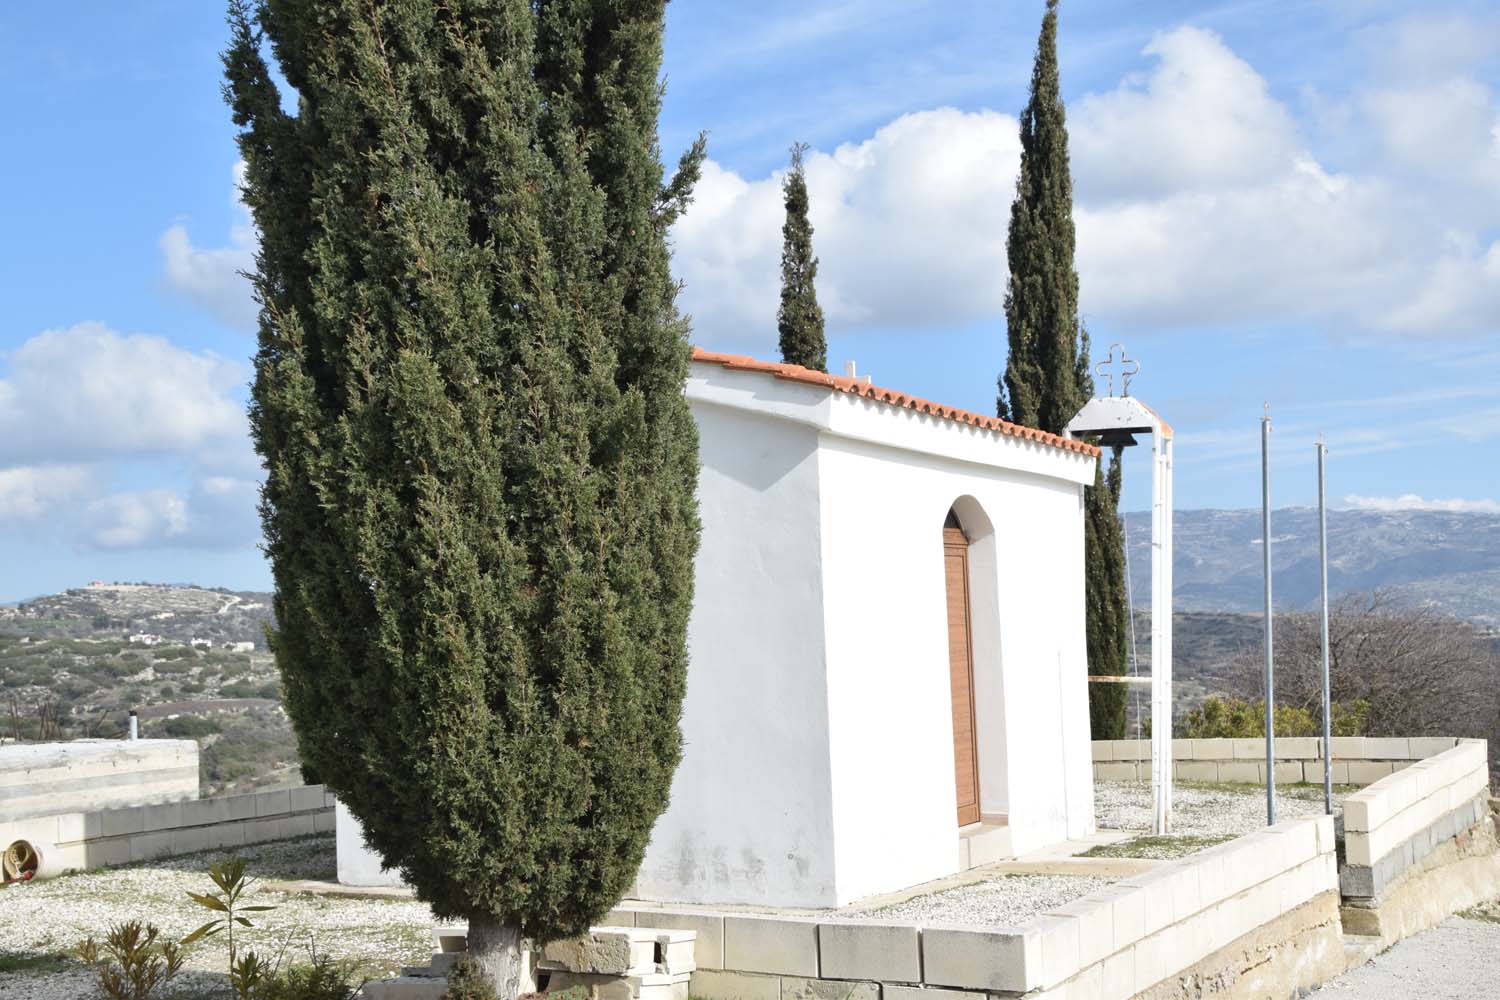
[160,162,258,333]
[0,321,250,467]
[674,108,1017,342]
[0,466,95,520]
[671,23,1500,348]
[1341,494,1500,514]
[77,477,260,551]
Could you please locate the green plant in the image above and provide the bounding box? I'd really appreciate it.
[256,952,361,1000]
[183,857,277,998]
[443,957,500,1000]
[76,921,185,1000]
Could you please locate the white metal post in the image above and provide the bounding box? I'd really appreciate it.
[1317,440,1333,814]
[1150,429,1172,835]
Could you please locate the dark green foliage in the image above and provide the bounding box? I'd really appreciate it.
[225,0,699,951]
[257,956,361,1000]
[161,715,223,739]
[443,958,500,1000]
[996,0,1129,737]
[1176,695,1368,739]
[776,143,826,371]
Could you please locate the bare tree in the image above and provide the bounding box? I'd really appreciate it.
[1229,591,1500,783]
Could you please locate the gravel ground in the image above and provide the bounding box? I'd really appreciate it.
[851,873,1114,928]
[0,835,434,999]
[1095,779,1348,838]
[1312,915,1500,998]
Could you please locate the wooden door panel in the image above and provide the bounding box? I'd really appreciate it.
[944,527,980,827]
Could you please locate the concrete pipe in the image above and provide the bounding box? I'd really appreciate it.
[2,838,62,883]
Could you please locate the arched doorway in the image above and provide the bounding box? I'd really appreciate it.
[943,509,981,827]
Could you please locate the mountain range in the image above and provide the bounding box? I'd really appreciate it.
[1122,507,1500,629]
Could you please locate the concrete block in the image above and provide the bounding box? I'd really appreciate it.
[1231,739,1264,761]
[1192,849,1229,906]
[652,930,697,976]
[1217,763,1258,784]
[1176,762,1218,783]
[1032,915,1081,990]
[1091,742,1112,763]
[1409,737,1457,760]
[1105,886,1146,951]
[632,912,724,970]
[281,812,316,839]
[1347,761,1394,786]
[1098,946,1134,997]
[182,797,232,827]
[1363,738,1412,760]
[543,928,656,976]
[87,836,132,868]
[129,831,174,862]
[1330,737,1367,759]
[690,970,780,1000]
[1278,738,1320,760]
[817,922,919,983]
[1045,895,1115,968]
[1274,762,1303,785]
[243,818,282,844]
[1165,865,1203,922]
[723,917,819,978]
[226,793,258,821]
[144,801,184,832]
[781,978,877,1000]
[1131,930,1172,995]
[362,976,447,1000]
[84,810,105,839]
[1094,763,1137,782]
[101,805,146,837]
[290,785,326,812]
[55,811,86,844]
[171,825,209,856]
[1172,739,1193,761]
[1330,762,1350,784]
[1190,739,1233,761]
[255,788,292,818]
[314,809,336,834]
[882,987,982,1000]
[1111,740,1148,761]
[921,926,1036,993]
[206,821,246,849]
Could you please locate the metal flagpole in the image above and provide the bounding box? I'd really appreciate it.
[1261,404,1275,826]
[1317,438,1333,815]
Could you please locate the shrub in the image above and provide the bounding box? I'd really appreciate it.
[77,921,184,1000]
[443,958,500,1000]
[257,954,361,1000]
[161,715,222,739]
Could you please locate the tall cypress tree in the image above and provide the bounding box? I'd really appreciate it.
[777,143,827,372]
[224,1,700,994]
[997,0,1128,737]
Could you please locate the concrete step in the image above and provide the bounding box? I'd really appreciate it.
[360,976,447,1000]
[1342,933,1382,972]
[402,952,462,978]
[959,822,1014,870]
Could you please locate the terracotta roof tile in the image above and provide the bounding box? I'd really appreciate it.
[691,349,1101,459]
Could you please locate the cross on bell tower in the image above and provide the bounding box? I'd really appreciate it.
[1094,343,1140,398]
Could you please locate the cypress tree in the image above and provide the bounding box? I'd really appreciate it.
[997,0,1128,737]
[776,143,827,372]
[224,1,700,994]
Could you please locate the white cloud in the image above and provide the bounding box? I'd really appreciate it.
[85,489,189,549]
[1341,494,1500,514]
[0,321,251,467]
[160,162,258,334]
[671,23,1500,347]
[0,466,94,520]
[674,108,1017,343]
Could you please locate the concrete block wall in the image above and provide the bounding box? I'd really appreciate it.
[1340,740,1491,900]
[605,817,1337,1000]
[1091,736,1467,786]
[0,784,334,873]
[0,739,199,821]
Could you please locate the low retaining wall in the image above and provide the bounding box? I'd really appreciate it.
[1092,736,1466,786]
[0,784,334,874]
[0,739,198,821]
[1340,740,1491,901]
[601,814,1338,1000]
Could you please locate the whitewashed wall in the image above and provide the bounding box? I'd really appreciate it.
[634,398,838,907]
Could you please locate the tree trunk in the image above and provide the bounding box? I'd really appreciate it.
[468,917,533,1000]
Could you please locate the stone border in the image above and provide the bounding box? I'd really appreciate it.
[0,784,334,872]
[601,814,1337,999]
[1339,740,1490,900]
[1091,736,1464,786]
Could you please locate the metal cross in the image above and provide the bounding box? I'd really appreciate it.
[1095,343,1140,397]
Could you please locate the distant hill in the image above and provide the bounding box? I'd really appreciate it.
[1,583,274,646]
[1122,508,1500,629]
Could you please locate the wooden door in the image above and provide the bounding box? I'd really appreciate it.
[944,526,981,827]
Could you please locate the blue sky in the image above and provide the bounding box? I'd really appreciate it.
[1,1,1498,602]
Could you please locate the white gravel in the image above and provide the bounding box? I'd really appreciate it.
[0,835,434,998]
[1313,915,1500,998]
[851,873,1114,928]
[1095,780,1345,837]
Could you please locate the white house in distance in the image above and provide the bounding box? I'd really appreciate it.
[339,348,1101,909]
